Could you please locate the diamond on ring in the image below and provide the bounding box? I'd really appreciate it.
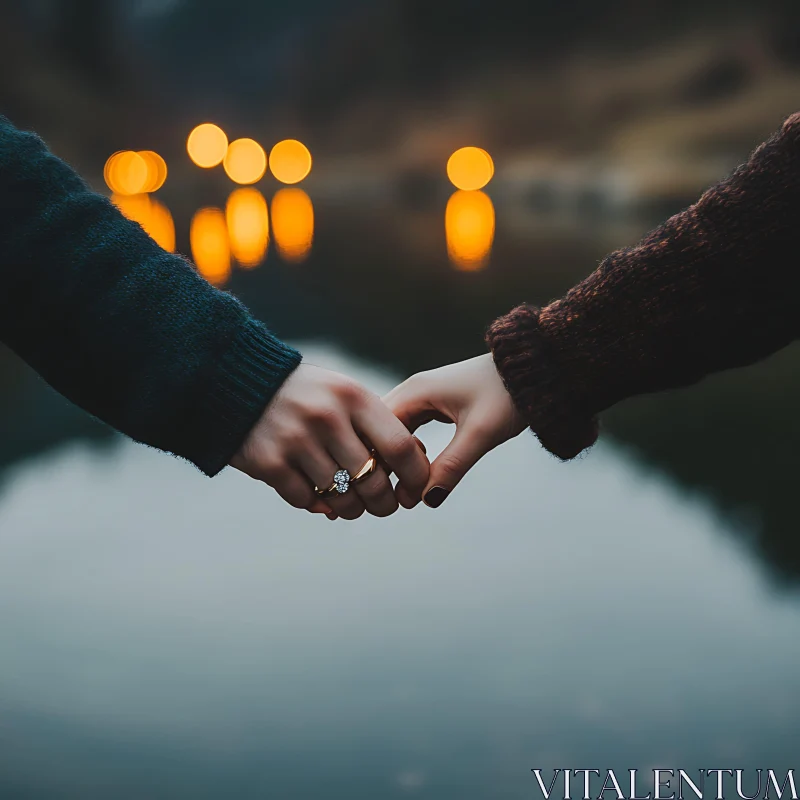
[333,469,350,494]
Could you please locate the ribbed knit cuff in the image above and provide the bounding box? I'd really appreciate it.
[180,319,302,477]
[486,304,599,460]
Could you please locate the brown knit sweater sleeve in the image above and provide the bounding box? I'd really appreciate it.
[486,112,800,460]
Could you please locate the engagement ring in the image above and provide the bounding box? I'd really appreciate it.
[314,452,377,499]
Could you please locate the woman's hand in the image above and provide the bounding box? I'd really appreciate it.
[383,354,527,508]
[231,364,431,520]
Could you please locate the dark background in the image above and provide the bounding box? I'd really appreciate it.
[1,2,799,797]
[2,0,798,576]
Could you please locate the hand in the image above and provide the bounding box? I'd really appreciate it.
[230,363,430,519]
[383,354,527,508]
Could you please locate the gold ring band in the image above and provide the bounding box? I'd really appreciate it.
[315,479,339,499]
[352,451,378,484]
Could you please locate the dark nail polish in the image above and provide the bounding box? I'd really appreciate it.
[423,486,450,508]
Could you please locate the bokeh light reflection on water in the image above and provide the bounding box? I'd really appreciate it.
[271,188,315,263]
[445,189,495,271]
[190,207,231,285]
[226,188,270,269]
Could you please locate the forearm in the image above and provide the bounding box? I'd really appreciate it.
[0,115,301,475]
[488,112,800,458]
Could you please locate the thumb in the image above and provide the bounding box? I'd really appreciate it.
[422,420,493,509]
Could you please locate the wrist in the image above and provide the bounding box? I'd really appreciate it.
[486,304,599,460]
[186,319,302,477]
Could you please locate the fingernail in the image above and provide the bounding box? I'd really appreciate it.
[423,486,449,508]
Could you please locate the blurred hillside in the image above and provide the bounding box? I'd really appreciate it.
[271,0,800,210]
[4,0,800,179]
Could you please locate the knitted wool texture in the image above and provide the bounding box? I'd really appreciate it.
[0,115,302,476]
[488,112,800,460]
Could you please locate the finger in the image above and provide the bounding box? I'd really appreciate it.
[422,419,496,509]
[267,467,323,511]
[245,460,332,513]
[296,449,366,521]
[395,482,417,510]
[372,436,430,510]
[383,388,450,507]
[374,436,427,478]
[328,433,398,518]
[354,396,431,507]
[383,386,453,434]
[376,437,427,510]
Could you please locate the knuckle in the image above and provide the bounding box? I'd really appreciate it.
[254,454,285,481]
[337,379,369,407]
[387,430,417,460]
[308,405,344,432]
[437,451,466,480]
[281,429,309,452]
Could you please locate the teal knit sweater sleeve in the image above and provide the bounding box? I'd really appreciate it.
[0,115,302,476]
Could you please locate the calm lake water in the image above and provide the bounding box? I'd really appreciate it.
[1,196,799,798]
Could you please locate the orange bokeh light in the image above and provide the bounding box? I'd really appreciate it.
[104,150,168,195]
[112,193,175,252]
[445,189,495,271]
[226,188,269,268]
[269,139,312,185]
[446,146,494,191]
[271,188,314,263]
[104,150,149,196]
[138,150,168,192]
[103,150,125,192]
[190,207,231,285]
[187,123,228,169]
[223,138,267,185]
